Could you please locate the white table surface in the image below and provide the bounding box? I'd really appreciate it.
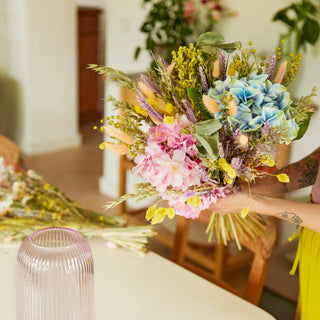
[0,239,276,320]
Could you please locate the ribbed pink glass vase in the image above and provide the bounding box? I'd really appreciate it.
[16,227,95,320]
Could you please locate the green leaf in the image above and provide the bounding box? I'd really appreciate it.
[196,32,225,47]
[187,88,212,119]
[194,132,220,159]
[272,8,295,28]
[217,42,242,53]
[146,37,155,50]
[303,19,320,44]
[294,112,313,140]
[195,119,222,135]
[134,47,141,60]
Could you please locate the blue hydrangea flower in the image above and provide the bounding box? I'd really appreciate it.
[207,74,298,140]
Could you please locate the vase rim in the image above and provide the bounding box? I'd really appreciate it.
[30,227,81,249]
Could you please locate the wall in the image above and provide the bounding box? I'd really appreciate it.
[0,0,81,154]
[0,0,27,144]
[99,0,151,201]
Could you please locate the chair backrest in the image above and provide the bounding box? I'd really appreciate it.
[0,135,21,166]
[171,215,277,305]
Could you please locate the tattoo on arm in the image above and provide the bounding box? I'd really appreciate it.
[275,211,303,224]
[298,158,319,188]
[282,183,289,193]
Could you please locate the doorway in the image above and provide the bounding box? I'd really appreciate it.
[78,7,104,124]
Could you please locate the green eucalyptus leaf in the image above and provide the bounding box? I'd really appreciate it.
[294,112,313,141]
[195,119,222,135]
[217,42,242,52]
[194,132,220,159]
[303,19,320,44]
[196,32,225,47]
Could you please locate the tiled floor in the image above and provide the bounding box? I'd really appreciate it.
[23,122,297,319]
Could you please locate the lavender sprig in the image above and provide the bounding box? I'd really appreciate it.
[172,94,188,117]
[136,89,163,122]
[199,66,209,94]
[219,52,227,81]
[181,99,198,124]
[267,54,277,82]
[140,74,162,96]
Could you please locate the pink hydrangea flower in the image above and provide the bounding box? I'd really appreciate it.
[161,187,229,219]
[133,118,205,193]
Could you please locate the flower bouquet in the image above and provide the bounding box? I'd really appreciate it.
[0,158,156,255]
[91,32,315,248]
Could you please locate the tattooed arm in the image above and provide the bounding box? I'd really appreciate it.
[208,191,320,233]
[207,147,320,231]
[249,146,320,197]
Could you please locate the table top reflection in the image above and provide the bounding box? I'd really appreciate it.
[0,239,275,320]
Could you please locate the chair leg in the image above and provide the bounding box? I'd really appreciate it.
[170,217,191,265]
[215,243,227,280]
[244,254,271,305]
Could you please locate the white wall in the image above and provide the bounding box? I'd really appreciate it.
[0,0,81,154]
[99,0,151,201]
[0,0,27,144]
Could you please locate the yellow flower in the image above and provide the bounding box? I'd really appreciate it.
[218,158,236,183]
[240,207,249,218]
[277,173,290,183]
[218,158,236,178]
[134,105,148,116]
[260,155,275,167]
[186,196,201,207]
[228,62,236,76]
[146,204,157,221]
[44,183,50,191]
[163,116,174,125]
[147,98,159,110]
[151,208,167,224]
[167,207,175,219]
[165,102,175,115]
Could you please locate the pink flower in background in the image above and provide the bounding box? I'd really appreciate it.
[183,1,196,17]
[211,10,221,21]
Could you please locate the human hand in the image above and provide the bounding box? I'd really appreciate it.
[204,191,252,216]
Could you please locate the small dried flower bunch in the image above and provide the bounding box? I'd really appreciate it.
[91,32,315,246]
[0,158,155,255]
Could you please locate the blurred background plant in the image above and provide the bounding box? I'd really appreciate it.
[272,0,320,56]
[134,0,236,65]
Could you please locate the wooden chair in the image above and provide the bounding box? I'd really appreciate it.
[171,215,277,305]
[0,135,21,166]
[169,143,293,305]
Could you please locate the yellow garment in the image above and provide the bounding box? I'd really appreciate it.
[290,227,320,320]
